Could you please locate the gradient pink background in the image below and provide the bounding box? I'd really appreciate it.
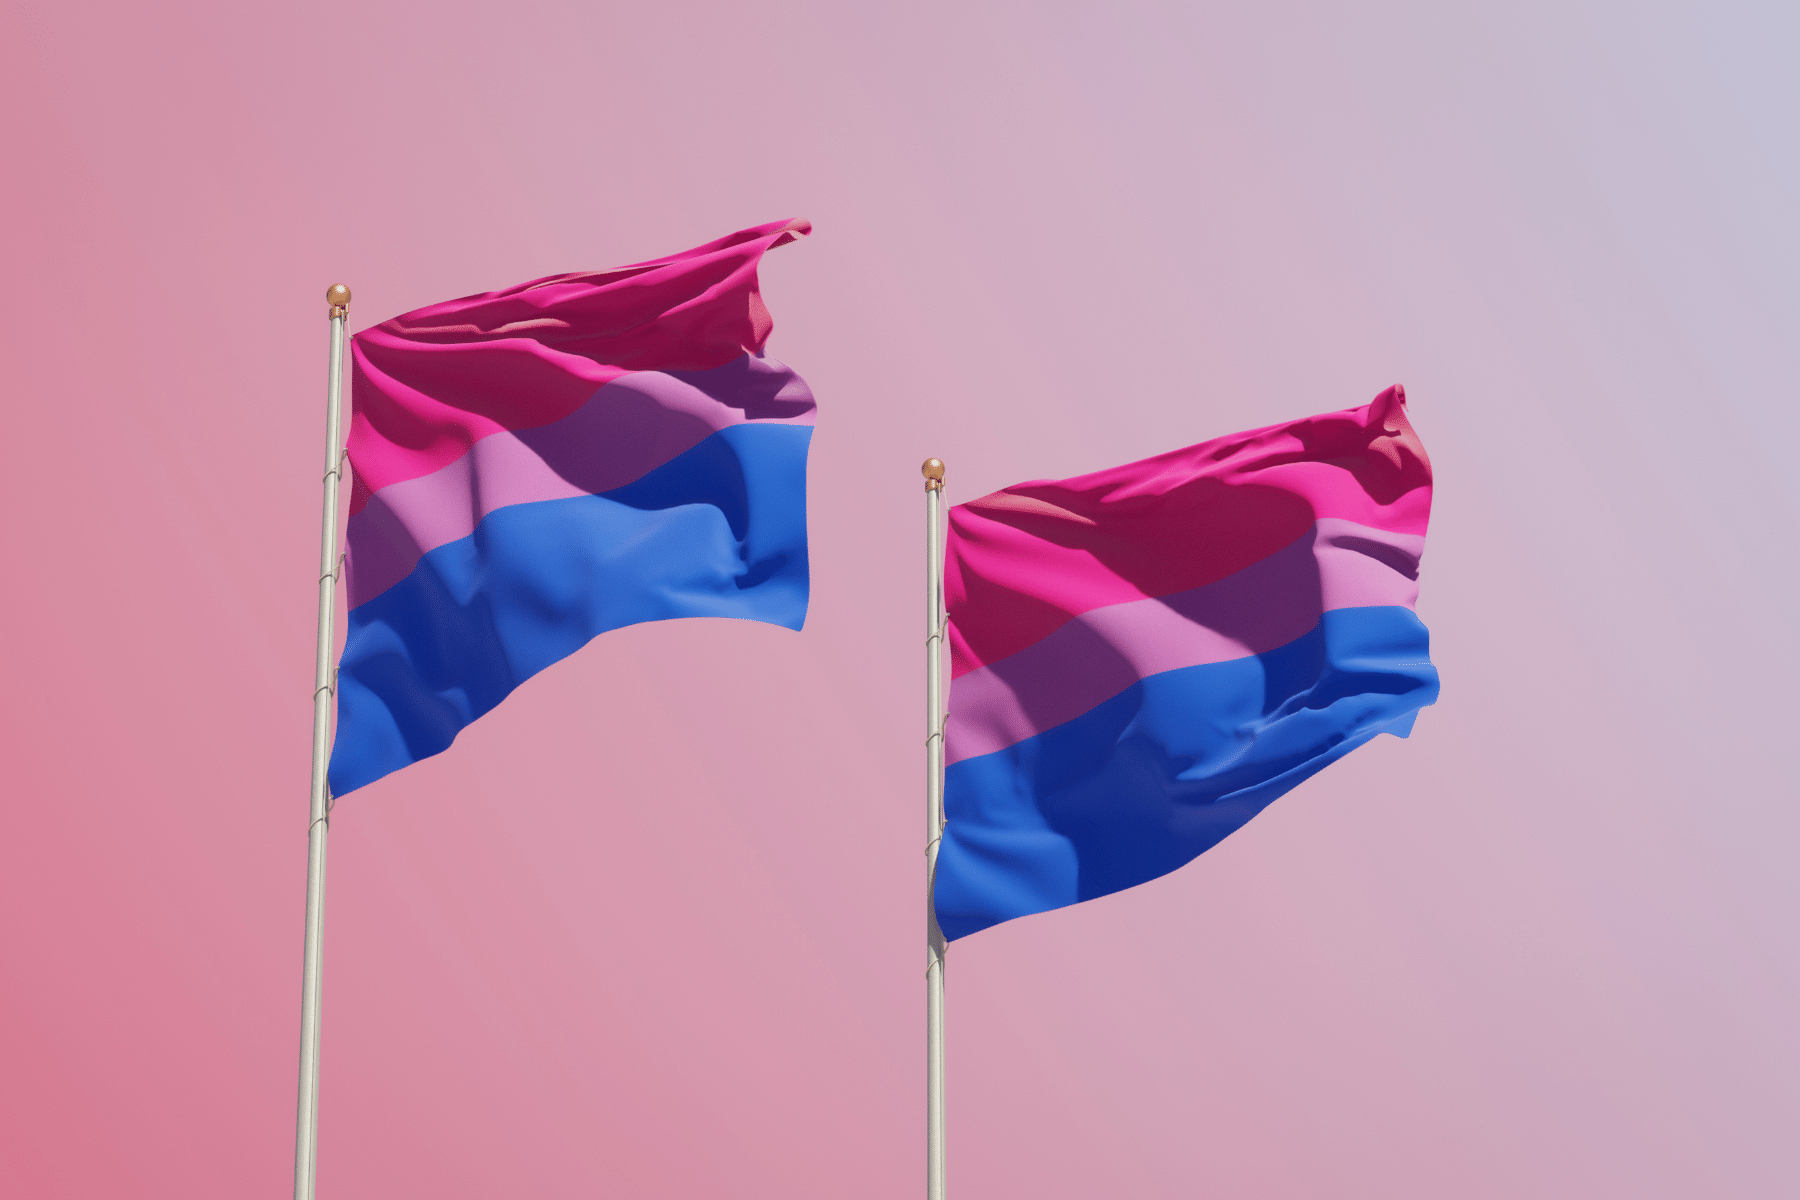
[4,3,1796,1196]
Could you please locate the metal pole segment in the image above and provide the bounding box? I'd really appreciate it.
[295,284,351,1200]
[922,457,948,1200]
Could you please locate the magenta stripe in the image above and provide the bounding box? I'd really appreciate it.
[944,387,1431,677]
[943,519,1424,765]
[345,355,815,608]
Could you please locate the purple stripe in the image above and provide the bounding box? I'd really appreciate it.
[345,355,815,608]
[944,519,1424,765]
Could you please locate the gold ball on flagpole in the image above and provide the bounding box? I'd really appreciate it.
[326,284,352,307]
[921,458,945,482]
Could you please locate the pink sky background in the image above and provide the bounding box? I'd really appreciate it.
[3,2,1797,1197]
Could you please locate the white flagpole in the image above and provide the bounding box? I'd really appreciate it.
[922,457,948,1200]
[295,283,351,1200]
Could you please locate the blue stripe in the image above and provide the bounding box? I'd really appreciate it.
[934,605,1438,941]
[328,423,811,797]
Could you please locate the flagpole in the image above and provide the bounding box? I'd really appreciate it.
[922,457,948,1200]
[295,283,351,1200]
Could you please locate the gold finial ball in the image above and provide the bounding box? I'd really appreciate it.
[921,458,946,482]
[326,284,352,307]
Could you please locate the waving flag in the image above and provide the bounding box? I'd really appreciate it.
[328,220,815,797]
[934,387,1439,940]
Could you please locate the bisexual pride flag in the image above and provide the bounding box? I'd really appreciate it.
[935,387,1439,940]
[328,220,815,797]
